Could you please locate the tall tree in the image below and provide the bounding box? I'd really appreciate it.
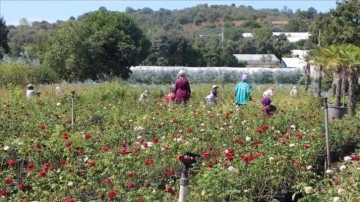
[42,9,150,81]
[0,17,10,59]
[314,0,360,46]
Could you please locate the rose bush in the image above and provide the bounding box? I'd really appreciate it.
[0,82,359,201]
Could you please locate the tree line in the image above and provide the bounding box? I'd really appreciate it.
[0,3,338,82]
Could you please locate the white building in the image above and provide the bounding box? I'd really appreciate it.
[242,32,311,43]
[233,54,280,67]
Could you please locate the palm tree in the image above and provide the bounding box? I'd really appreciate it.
[341,44,360,116]
[322,45,344,107]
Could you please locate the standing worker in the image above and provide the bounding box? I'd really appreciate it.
[235,73,252,106]
[174,70,191,105]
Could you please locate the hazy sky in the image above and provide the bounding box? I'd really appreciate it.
[0,0,337,26]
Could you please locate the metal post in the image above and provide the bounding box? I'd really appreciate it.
[324,97,331,169]
[179,165,189,202]
[71,91,76,125]
[178,152,198,202]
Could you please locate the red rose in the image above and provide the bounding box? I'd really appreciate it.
[27,163,34,169]
[63,133,69,139]
[128,182,135,189]
[18,183,26,190]
[88,161,95,167]
[0,188,9,197]
[103,177,111,184]
[201,152,211,159]
[108,189,116,200]
[39,170,46,177]
[127,172,134,178]
[38,125,46,130]
[5,177,13,184]
[8,159,16,167]
[64,199,75,202]
[60,159,66,166]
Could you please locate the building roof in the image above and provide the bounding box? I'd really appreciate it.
[291,50,309,59]
[242,32,310,43]
[271,21,288,25]
[233,54,279,62]
[282,58,307,68]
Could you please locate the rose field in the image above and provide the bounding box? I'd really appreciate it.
[1,81,360,202]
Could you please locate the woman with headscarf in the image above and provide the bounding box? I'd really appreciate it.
[235,73,252,106]
[261,97,277,117]
[174,70,191,104]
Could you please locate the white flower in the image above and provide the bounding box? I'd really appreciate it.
[269,157,275,162]
[337,188,346,196]
[147,142,153,147]
[134,126,144,131]
[67,181,74,187]
[290,124,296,129]
[228,166,238,173]
[3,146,10,151]
[200,129,205,132]
[137,135,144,141]
[56,102,61,106]
[83,157,89,163]
[289,144,295,147]
[241,120,247,125]
[339,165,347,171]
[333,197,340,202]
[141,145,147,150]
[307,165,313,170]
[326,169,334,174]
[129,119,133,122]
[228,125,233,129]
[201,123,205,127]
[304,186,313,194]
[344,156,352,162]
[245,136,251,142]
[178,130,183,133]
[17,142,24,145]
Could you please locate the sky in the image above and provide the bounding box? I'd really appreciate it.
[0,0,338,26]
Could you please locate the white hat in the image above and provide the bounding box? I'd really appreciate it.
[178,70,186,76]
[241,73,248,82]
[212,85,219,89]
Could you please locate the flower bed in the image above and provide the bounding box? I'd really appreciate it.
[0,82,359,201]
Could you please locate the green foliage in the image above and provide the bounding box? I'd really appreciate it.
[128,68,303,84]
[42,10,150,81]
[0,63,59,86]
[310,0,360,47]
[0,17,10,59]
[0,63,32,86]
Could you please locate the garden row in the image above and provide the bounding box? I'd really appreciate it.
[0,82,359,201]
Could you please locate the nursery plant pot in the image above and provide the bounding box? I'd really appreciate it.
[327,104,347,120]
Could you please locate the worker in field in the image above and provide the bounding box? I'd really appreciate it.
[234,73,252,106]
[174,70,191,105]
[26,84,41,99]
